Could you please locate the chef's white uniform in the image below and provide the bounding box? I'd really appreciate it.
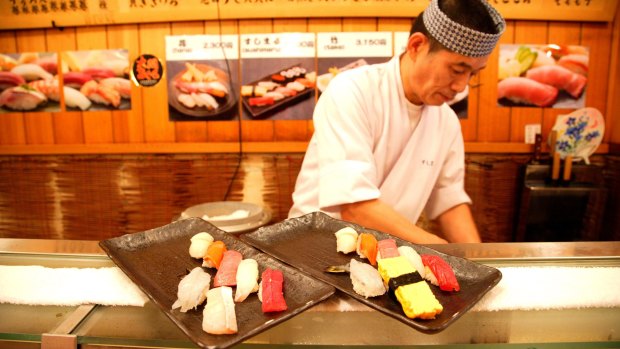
[289,55,471,223]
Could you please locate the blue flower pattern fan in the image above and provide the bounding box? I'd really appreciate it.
[551,107,604,164]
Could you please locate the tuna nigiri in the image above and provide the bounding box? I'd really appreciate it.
[203,240,227,269]
[497,77,558,107]
[356,233,378,266]
[525,65,587,98]
[421,254,460,292]
[234,258,259,302]
[202,286,238,335]
[63,71,93,89]
[258,268,287,313]
[0,71,26,91]
[213,250,242,287]
[171,267,211,313]
[377,239,399,261]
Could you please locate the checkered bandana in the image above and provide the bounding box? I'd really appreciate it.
[423,0,505,57]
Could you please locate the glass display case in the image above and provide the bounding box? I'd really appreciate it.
[1,239,619,349]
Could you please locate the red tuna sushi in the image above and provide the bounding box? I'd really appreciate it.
[497,77,558,107]
[525,65,587,98]
[259,268,287,313]
[213,250,242,287]
[421,254,460,292]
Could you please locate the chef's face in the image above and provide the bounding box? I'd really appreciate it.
[403,33,489,106]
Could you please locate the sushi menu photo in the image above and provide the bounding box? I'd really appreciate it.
[497,43,589,109]
[165,34,240,121]
[0,52,61,114]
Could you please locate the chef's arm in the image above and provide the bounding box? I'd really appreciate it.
[436,203,481,243]
[340,199,448,244]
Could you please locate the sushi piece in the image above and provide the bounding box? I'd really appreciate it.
[497,77,558,107]
[80,80,121,107]
[99,77,131,99]
[11,63,54,81]
[35,55,58,75]
[0,54,18,71]
[525,65,587,98]
[203,240,227,269]
[63,86,92,111]
[356,233,378,266]
[213,250,243,287]
[274,86,297,97]
[258,268,287,313]
[81,67,117,81]
[202,286,238,335]
[234,258,259,302]
[334,226,358,254]
[248,96,274,107]
[390,273,443,320]
[257,80,280,91]
[63,71,93,89]
[294,77,314,88]
[286,81,305,92]
[28,79,60,101]
[349,258,386,298]
[178,93,196,108]
[192,92,219,110]
[0,71,26,91]
[263,91,285,101]
[240,85,254,97]
[557,54,588,77]
[377,239,399,260]
[397,246,426,279]
[203,81,228,98]
[0,85,47,111]
[189,232,214,259]
[171,267,211,313]
[421,254,460,292]
[378,256,443,319]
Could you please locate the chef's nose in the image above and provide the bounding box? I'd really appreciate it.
[451,73,470,93]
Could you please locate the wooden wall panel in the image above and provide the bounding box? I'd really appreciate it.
[510,21,547,143]
[107,24,144,143]
[542,22,581,140]
[581,21,612,143]
[75,26,115,144]
[239,19,275,143]
[609,3,620,146]
[171,21,208,143]
[139,23,176,143]
[478,21,514,142]
[205,20,241,143]
[0,31,25,145]
[16,30,55,145]
[46,27,85,145]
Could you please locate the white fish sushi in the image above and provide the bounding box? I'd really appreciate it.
[234,258,259,302]
[11,63,54,81]
[63,86,92,111]
[171,267,211,313]
[178,93,196,108]
[191,92,219,110]
[202,286,238,335]
[334,227,358,254]
[189,232,214,259]
[349,259,386,298]
[397,246,426,279]
[0,86,47,111]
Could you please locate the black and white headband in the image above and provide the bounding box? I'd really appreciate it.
[422,0,506,57]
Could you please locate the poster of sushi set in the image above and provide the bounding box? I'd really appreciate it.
[0,49,131,114]
[100,218,335,349]
[165,35,240,121]
[0,52,61,113]
[240,33,317,120]
[497,44,589,109]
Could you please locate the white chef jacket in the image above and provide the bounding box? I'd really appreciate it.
[289,55,471,223]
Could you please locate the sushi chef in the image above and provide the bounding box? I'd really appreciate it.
[289,0,505,243]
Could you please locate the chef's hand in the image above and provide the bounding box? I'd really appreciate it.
[340,199,448,244]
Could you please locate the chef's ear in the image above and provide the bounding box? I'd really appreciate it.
[406,32,428,57]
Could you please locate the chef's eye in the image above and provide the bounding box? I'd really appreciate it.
[452,67,466,75]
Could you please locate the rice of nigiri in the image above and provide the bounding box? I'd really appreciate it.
[171,267,211,313]
[334,227,358,254]
[349,259,386,298]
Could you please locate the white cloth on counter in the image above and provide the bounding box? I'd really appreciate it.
[0,265,149,307]
[471,266,620,311]
[316,266,620,313]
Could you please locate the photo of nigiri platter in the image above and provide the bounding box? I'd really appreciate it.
[167,61,237,120]
[497,44,589,109]
[0,52,61,113]
[241,212,502,333]
[99,217,335,349]
[240,64,316,119]
[61,49,131,111]
[316,58,368,93]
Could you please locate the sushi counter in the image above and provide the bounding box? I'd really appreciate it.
[0,238,619,349]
